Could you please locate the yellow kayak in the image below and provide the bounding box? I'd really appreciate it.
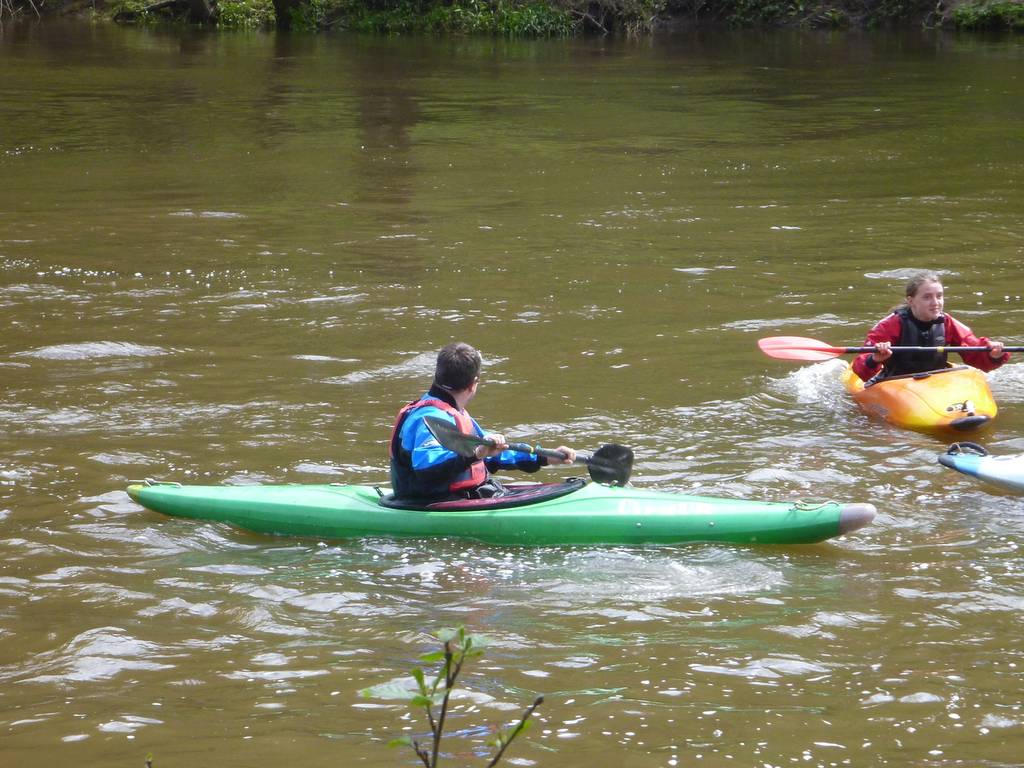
[840,364,997,431]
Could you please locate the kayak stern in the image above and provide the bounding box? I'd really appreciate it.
[837,503,876,535]
[949,415,990,431]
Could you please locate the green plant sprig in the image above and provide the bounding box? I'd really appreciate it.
[362,626,543,768]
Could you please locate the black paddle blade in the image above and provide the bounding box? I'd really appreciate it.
[585,444,634,487]
[423,415,489,458]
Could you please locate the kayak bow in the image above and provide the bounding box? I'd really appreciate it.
[939,442,1024,493]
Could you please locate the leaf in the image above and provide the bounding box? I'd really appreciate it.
[359,678,420,701]
[427,675,447,698]
[436,627,460,643]
[464,632,492,650]
[419,651,445,663]
[387,737,412,749]
[412,667,427,694]
[488,717,534,748]
[411,694,434,708]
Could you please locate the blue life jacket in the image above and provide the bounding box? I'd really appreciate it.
[389,397,487,499]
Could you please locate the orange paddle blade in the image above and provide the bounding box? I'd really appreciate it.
[757,336,849,362]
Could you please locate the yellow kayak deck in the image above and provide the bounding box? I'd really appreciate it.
[841,364,996,431]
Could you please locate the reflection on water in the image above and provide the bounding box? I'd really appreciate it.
[2,19,1024,768]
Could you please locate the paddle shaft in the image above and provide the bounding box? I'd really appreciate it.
[486,439,591,465]
[423,415,593,465]
[422,414,634,486]
[758,335,1021,363]
[830,345,1023,354]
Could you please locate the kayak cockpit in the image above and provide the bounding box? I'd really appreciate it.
[862,365,967,388]
[376,477,588,512]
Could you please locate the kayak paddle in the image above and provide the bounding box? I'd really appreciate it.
[758,335,1024,363]
[423,414,634,487]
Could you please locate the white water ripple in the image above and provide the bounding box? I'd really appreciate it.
[11,627,174,684]
[13,341,170,360]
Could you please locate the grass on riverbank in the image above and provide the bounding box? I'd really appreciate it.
[952,0,1024,28]
[335,0,577,35]
[6,0,1023,33]
[102,0,664,33]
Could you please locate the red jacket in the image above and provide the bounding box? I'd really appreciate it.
[852,312,1010,382]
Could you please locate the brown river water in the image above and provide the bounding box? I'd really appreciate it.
[2,20,1023,768]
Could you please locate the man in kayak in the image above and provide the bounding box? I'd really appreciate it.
[852,272,1009,382]
[389,342,576,501]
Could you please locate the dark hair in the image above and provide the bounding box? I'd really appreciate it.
[434,342,482,392]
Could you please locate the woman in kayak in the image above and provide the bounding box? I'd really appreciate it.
[389,342,575,501]
[852,272,1009,382]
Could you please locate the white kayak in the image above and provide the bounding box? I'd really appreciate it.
[938,442,1024,493]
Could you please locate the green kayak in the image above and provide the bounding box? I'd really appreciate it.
[127,478,875,546]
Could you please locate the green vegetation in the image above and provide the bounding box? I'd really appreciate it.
[360,627,544,768]
[952,0,1024,28]
[335,0,576,35]
[4,0,1022,34]
[215,0,277,27]
[102,0,670,35]
[109,0,276,28]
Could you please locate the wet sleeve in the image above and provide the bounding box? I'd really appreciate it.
[851,315,900,381]
[485,450,544,474]
[947,316,1010,371]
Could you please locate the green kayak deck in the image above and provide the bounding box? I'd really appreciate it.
[127,479,875,546]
